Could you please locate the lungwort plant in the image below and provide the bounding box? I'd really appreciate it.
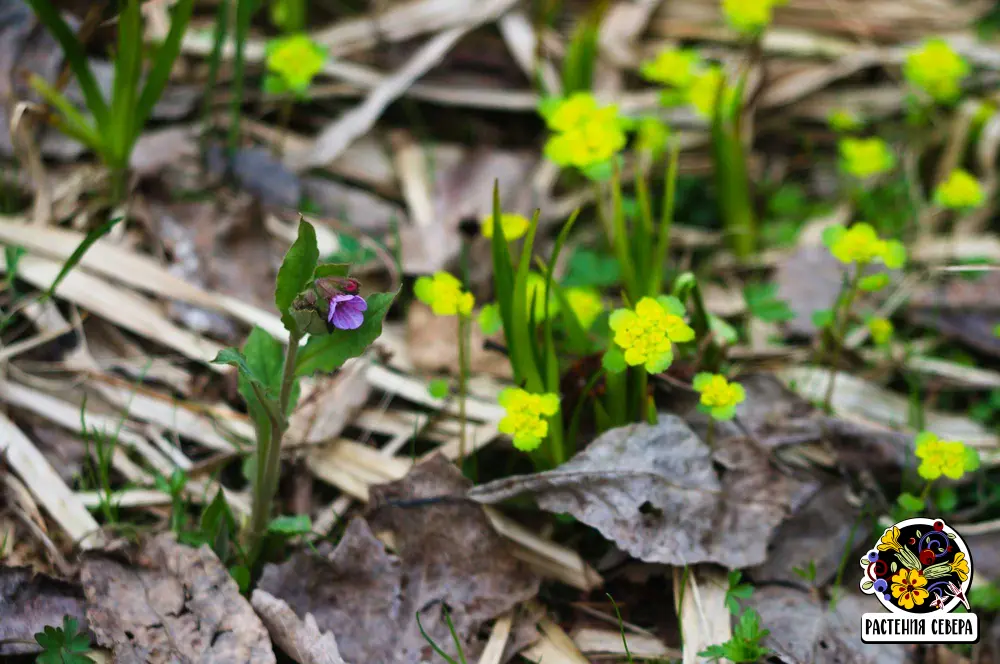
[213,219,396,559]
[27,0,194,203]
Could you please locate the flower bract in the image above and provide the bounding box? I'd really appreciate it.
[498,388,560,451]
[609,296,694,373]
[934,169,985,210]
[481,212,530,240]
[565,287,603,331]
[822,222,906,269]
[542,93,628,169]
[265,34,326,95]
[640,48,701,88]
[904,39,970,104]
[692,373,746,420]
[722,0,786,33]
[839,138,896,179]
[414,272,474,317]
[914,432,979,481]
[868,317,893,345]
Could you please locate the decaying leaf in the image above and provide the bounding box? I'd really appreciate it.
[470,415,817,568]
[908,270,1000,358]
[81,534,274,664]
[251,590,348,664]
[258,456,539,664]
[774,245,846,337]
[286,360,372,445]
[749,586,913,664]
[406,302,512,379]
[0,567,89,656]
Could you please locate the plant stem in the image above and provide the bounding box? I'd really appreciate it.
[457,314,469,464]
[822,265,863,413]
[249,330,300,559]
[632,368,647,423]
[228,0,256,156]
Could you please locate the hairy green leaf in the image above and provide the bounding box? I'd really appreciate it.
[295,290,397,376]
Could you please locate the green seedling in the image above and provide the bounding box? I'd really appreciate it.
[416,607,468,664]
[698,607,770,663]
[35,616,94,664]
[26,0,194,203]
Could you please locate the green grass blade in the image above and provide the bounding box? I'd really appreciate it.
[25,0,109,126]
[609,163,640,302]
[136,0,195,134]
[650,141,680,296]
[200,0,231,140]
[110,0,143,165]
[632,168,653,295]
[511,210,544,390]
[29,75,103,152]
[541,209,580,392]
[489,183,521,382]
[228,0,258,154]
[41,216,123,302]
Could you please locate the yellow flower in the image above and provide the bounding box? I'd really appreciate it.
[414,272,474,317]
[545,92,600,132]
[915,432,979,481]
[722,0,786,33]
[525,272,559,322]
[498,388,560,452]
[481,213,530,240]
[891,568,929,610]
[640,48,702,88]
[823,222,906,269]
[904,39,970,104]
[544,106,628,169]
[828,109,863,132]
[934,169,985,210]
[950,552,970,582]
[636,117,671,158]
[265,34,326,94]
[877,526,901,552]
[839,138,896,179]
[609,296,694,373]
[868,317,893,345]
[692,373,746,420]
[565,287,603,331]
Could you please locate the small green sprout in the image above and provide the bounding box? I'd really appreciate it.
[698,607,770,663]
[35,616,94,664]
[724,570,755,614]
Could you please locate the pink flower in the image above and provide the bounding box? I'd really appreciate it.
[327,294,367,330]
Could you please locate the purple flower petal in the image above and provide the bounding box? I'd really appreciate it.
[328,295,367,330]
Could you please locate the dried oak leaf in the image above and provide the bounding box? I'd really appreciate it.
[258,456,539,664]
[749,586,914,664]
[470,415,815,568]
[81,533,274,664]
[0,567,89,656]
[251,590,348,664]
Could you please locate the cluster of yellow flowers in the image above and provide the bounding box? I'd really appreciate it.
[904,39,970,104]
[265,34,327,95]
[867,317,894,346]
[722,0,787,34]
[640,49,735,119]
[414,272,474,317]
[934,169,986,210]
[693,373,746,420]
[609,297,694,373]
[543,93,628,170]
[914,432,980,481]
[823,222,906,269]
[839,138,896,180]
[498,388,561,451]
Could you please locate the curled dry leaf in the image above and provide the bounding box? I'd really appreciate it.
[251,590,348,664]
[470,415,817,568]
[0,567,89,656]
[81,534,274,664]
[258,456,539,664]
[749,586,911,664]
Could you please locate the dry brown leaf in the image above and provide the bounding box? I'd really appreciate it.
[130,126,199,177]
[908,270,1000,358]
[81,534,274,663]
[406,302,512,379]
[0,567,89,656]
[470,415,814,568]
[287,361,372,445]
[773,245,846,337]
[251,590,348,664]
[749,586,913,664]
[259,457,538,664]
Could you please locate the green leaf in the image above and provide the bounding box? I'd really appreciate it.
[24,0,108,127]
[897,492,926,512]
[934,486,958,512]
[581,159,615,182]
[313,262,350,279]
[811,309,834,329]
[135,0,195,133]
[744,282,795,323]
[477,302,502,335]
[229,565,251,593]
[200,489,236,562]
[295,290,397,376]
[563,249,621,288]
[268,514,312,535]
[275,220,319,331]
[41,217,123,303]
[428,378,450,399]
[602,347,627,374]
[859,273,890,292]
